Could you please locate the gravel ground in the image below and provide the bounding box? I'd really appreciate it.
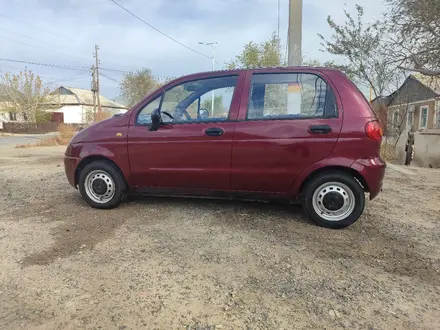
[0,145,439,330]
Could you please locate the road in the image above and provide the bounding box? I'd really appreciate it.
[0,133,58,146]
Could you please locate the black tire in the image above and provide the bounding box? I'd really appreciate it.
[78,160,127,209]
[302,171,365,229]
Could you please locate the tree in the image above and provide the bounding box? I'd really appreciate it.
[318,5,399,98]
[0,69,54,123]
[120,68,162,107]
[201,95,224,116]
[386,0,440,76]
[227,32,283,69]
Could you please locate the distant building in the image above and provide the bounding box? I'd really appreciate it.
[47,86,128,124]
[385,74,440,167]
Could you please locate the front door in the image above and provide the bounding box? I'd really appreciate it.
[231,70,343,192]
[128,74,242,190]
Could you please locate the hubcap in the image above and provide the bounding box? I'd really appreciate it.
[312,182,355,222]
[84,170,115,204]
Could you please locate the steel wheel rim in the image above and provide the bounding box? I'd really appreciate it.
[84,170,115,204]
[312,181,355,222]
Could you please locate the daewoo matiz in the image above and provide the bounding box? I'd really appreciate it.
[64,67,385,228]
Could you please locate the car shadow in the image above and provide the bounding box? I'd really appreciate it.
[127,194,312,226]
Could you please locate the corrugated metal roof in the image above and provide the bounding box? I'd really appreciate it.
[412,74,440,95]
[50,86,128,109]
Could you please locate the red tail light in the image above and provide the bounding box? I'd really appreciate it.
[365,120,383,143]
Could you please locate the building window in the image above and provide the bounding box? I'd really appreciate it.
[407,111,413,128]
[419,106,428,129]
[392,110,400,127]
[9,112,17,121]
[436,102,440,129]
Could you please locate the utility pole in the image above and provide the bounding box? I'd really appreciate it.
[198,41,217,116]
[277,0,281,39]
[91,65,97,122]
[287,0,302,66]
[94,44,102,119]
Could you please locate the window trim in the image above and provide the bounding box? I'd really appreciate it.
[419,105,429,129]
[135,94,164,126]
[135,74,239,126]
[392,109,400,126]
[407,110,413,128]
[244,72,338,122]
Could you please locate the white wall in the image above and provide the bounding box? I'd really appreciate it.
[53,105,84,124]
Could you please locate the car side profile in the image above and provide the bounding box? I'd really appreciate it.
[64,67,385,229]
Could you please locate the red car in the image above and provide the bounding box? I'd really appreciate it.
[64,67,385,229]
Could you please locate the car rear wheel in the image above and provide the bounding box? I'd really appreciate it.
[78,160,126,209]
[302,172,365,229]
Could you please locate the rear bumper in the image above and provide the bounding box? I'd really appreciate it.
[64,156,80,188]
[351,157,386,200]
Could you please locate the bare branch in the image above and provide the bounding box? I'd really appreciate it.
[397,66,440,76]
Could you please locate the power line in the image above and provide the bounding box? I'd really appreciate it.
[0,13,88,46]
[0,35,89,63]
[100,67,132,74]
[99,72,119,84]
[0,58,90,72]
[0,58,134,75]
[0,28,90,62]
[108,0,211,59]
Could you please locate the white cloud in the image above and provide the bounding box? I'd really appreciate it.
[0,0,387,97]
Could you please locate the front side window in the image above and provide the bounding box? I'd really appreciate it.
[419,106,428,129]
[136,76,238,125]
[137,96,161,125]
[161,76,238,124]
[247,73,337,120]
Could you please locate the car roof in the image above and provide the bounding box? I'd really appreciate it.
[177,66,342,81]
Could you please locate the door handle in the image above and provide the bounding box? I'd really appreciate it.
[204,127,224,136]
[309,125,332,134]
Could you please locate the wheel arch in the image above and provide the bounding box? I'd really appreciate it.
[298,166,370,195]
[75,155,127,188]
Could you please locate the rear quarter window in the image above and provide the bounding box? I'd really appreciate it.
[247,72,338,120]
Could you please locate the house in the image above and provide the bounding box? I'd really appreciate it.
[47,86,129,124]
[385,74,440,167]
[371,92,396,134]
[0,83,26,129]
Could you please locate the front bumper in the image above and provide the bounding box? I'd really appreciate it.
[351,157,386,200]
[64,156,80,188]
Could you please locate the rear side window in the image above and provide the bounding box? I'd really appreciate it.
[247,73,337,120]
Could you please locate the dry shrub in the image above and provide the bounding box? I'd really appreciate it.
[95,111,112,122]
[15,124,79,148]
[380,142,398,162]
[56,124,78,145]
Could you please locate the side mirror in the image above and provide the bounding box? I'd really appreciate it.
[149,108,161,131]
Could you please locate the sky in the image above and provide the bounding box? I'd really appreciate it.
[0,0,387,101]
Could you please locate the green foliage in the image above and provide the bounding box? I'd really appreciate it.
[227,32,284,69]
[0,69,54,123]
[120,68,163,107]
[201,95,224,116]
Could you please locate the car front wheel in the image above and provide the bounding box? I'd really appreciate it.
[302,172,365,229]
[78,160,126,209]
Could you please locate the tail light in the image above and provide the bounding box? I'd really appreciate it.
[365,120,383,143]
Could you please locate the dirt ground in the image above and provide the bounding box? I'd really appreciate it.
[0,144,439,330]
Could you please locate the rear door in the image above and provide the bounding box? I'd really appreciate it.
[127,73,244,190]
[231,69,343,192]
